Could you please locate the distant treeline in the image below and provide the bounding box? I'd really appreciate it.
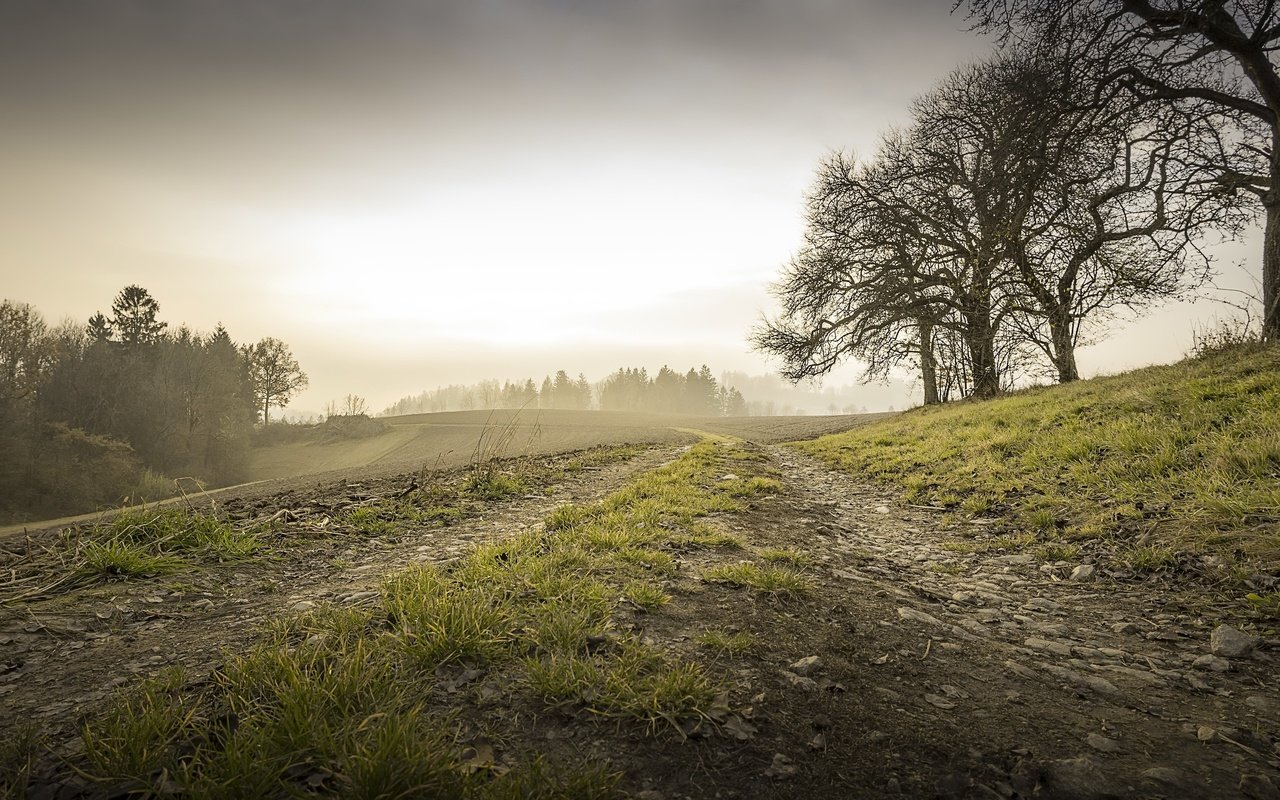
[381,365,748,417]
[0,286,307,522]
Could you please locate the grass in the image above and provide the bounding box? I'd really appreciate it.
[695,629,756,656]
[0,724,41,798]
[77,437,779,795]
[757,547,808,565]
[702,561,812,600]
[797,344,1280,573]
[623,582,672,610]
[2,508,265,603]
[337,443,648,540]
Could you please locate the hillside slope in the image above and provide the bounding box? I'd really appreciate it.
[799,344,1280,588]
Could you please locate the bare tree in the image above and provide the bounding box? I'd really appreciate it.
[963,0,1280,340]
[753,154,949,404]
[759,58,1049,400]
[342,394,368,416]
[997,44,1241,381]
[244,337,308,425]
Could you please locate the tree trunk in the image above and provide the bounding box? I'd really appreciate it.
[263,398,270,427]
[1264,188,1280,342]
[963,301,1000,400]
[1048,311,1080,383]
[919,320,940,405]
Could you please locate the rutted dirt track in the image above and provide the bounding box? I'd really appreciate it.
[3,426,1278,798]
[762,447,1279,798]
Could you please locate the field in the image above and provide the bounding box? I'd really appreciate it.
[243,409,886,483]
[2,365,1278,798]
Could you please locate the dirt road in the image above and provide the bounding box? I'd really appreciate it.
[3,434,1276,798]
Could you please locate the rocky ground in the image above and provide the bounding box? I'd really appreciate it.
[2,438,1277,799]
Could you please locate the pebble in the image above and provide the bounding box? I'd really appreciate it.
[1069,564,1096,582]
[780,670,818,690]
[1245,695,1277,714]
[1210,624,1257,658]
[1085,733,1121,753]
[1025,637,1073,657]
[764,753,797,780]
[1111,622,1141,635]
[897,607,945,627]
[1044,756,1116,800]
[789,655,823,676]
[1191,654,1232,672]
[1240,773,1280,800]
[1141,766,1184,787]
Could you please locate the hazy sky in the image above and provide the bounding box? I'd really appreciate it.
[0,0,1262,414]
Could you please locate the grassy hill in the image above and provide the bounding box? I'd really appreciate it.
[798,343,1280,597]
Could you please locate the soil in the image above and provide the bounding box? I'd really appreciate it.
[3,424,1278,799]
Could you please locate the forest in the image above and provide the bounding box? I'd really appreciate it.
[380,365,749,417]
[0,286,307,523]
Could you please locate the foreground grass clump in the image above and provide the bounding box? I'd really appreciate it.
[798,344,1280,570]
[79,438,771,795]
[703,561,812,599]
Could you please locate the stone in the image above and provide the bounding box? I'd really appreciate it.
[897,607,945,627]
[1043,756,1117,800]
[1111,622,1140,635]
[1023,597,1062,613]
[789,655,823,676]
[1003,660,1038,679]
[780,670,818,690]
[1141,767,1185,788]
[1191,654,1232,672]
[1086,733,1122,753]
[764,753,797,780]
[1024,637,1073,657]
[1210,624,1257,658]
[1245,694,1276,714]
[1070,564,1096,582]
[1240,773,1280,800]
[1196,725,1217,742]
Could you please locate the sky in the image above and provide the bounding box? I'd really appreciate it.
[0,0,1264,415]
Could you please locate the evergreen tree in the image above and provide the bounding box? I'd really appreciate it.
[109,285,167,346]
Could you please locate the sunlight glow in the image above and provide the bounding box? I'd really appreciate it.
[260,156,801,347]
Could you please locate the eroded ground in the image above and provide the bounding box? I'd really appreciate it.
[2,435,1277,799]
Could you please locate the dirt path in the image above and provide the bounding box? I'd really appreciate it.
[0,446,681,755]
[5,439,1278,799]
[753,445,1280,798]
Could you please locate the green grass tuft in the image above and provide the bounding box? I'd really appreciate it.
[703,561,812,599]
[695,629,756,656]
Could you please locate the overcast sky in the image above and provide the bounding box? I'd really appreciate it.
[0,0,1262,414]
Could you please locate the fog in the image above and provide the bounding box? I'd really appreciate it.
[0,0,1262,416]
